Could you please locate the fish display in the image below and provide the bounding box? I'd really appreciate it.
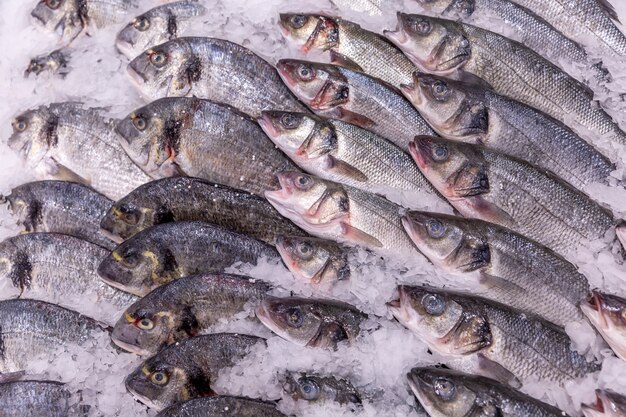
[111,273,270,355]
[101,177,306,244]
[276,236,351,284]
[155,396,286,417]
[115,97,299,196]
[583,389,626,417]
[0,380,71,417]
[581,291,626,361]
[8,102,151,200]
[282,372,362,404]
[97,221,278,296]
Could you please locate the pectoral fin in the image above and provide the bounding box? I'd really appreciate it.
[0,371,26,384]
[479,272,525,295]
[45,158,90,185]
[460,196,516,229]
[329,50,364,72]
[477,354,520,387]
[340,222,383,248]
[325,155,368,182]
[336,108,376,129]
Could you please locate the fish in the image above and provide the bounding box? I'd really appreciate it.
[127,37,308,117]
[282,372,362,405]
[2,180,115,250]
[402,211,590,326]
[258,111,440,198]
[101,176,307,244]
[8,102,152,200]
[256,296,366,348]
[115,97,300,197]
[385,14,626,148]
[583,389,626,417]
[116,1,207,59]
[97,221,278,297]
[276,59,436,150]
[0,233,137,324]
[265,172,418,253]
[0,299,107,373]
[408,136,616,257]
[407,367,571,417]
[388,286,600,384]
[31,0,137,43]
[155,396,286,417]
[330,0,383,15]
[125,333,264,410]
[24,49,69,78]
[279,14,416,88]
[0,380,71,417]
[276,236,351,284]
[111,273,271,356]
[401,73,615,189]
[581,290,626,361]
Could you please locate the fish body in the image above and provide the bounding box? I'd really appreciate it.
[127,37,308,117]
[276,59,436,150]
[111,273,270,355]
[581,291,626,361]
[0,233,137,324]
[115,97,300,197]
[101,176,306,244]
[256,296,366,348]
[97,221,278,296]
[265,172,417,252]
[0,299,105,373]
[125,333,264,410]
[583,389,626,417]
[117,1,207,59]
[0,380,71,417]
[330,0,384,15]
[388,286,600,384]
[282,372,361,405]
[276,236,351,284]
[401,73,614,188]
[156,396,286,417]
[279,14,416,88]
[24,49,70,78]
[386,14,626,148]
[8,103,151,200]
[409,136,615,256]
[3,180,115,250]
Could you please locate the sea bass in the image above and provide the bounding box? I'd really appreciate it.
[583,389,626,417]
[0,380,71,417]
[115,97,300,197]
[127,37,308,117]
[282,372,362,405]
[581,290,626,361]
[330,0,383,15]
[156,396,286,417]
[101,176,306,244]
[8,102,151,200]
[276,236,351,284]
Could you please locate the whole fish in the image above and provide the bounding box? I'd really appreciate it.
[0,299,106,373]
[0,233,137,324]
[402,211,589,326]
[276,59,436,150]
[31,0,137,42]
[97,221,278,296]
[8,102,151,200]
[330,0,383,15]
[115,97,300,197]
[156,396,286,417]
[256,296,366,348]
[127,37,308,117]
[258,111,440,198]
[388,286,600,383]
[24,49,70,78]
[408,136,616,257]
[101,177,306,244]
[282,372,362,405]
[111,273,271,355]
[117,1,207,59]
[125,333,264,410]
[276,236,351,284]
[2,180,115,250]
[279,14,416,88]
[0,381,71,417]
[583,389,626,417]
[401,73,615,189]
[265,172,417,253]
[581,290,626,361]
[408,367,571,417]
[385,14,626,148]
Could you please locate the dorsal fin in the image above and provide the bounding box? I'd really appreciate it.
[598,0,620,23]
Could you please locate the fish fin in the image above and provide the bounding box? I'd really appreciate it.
[325,155,368,182]
[0,371,26,383]
[336,108,376,129]
[455,71,493,90]
[464,197,516,228]
[158,159,187,178]
[479,271,524,295]
[340,222,383,248]
[45,158,90,185]
[329,50,364,72]
[307,322,348,349]
[598,0,620,22]
[477,354,520,387]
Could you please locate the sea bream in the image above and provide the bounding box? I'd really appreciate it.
[0,380,71,417]
[127,37,308,117]
[115,97,300,197]
[24,49,70,78]
[581,290,626,361]
[156,396,286,417]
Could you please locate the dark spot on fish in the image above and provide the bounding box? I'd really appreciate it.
[163,119,182,158]
[179,306,199,337]
[44,113,59,148]
[166,13,178,39]
[337,195,349,212]
[24,199,43,232]
[10,251,32,291]
[153,207,175,225]
[77,0,90,26]
[185,54,203,85]
[187,367,214,397]
[0,327,5,361]
[160,248,178,275]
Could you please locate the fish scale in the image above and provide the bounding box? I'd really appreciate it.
[156,396,286,417]
[0,381,71,417]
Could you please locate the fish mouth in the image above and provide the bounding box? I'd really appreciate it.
[581,291,608,329]
[383,14,409,46]
[126,386,164,411]
[276,60,298,88]
[111,336,152,357]
[399,74,422,106]
[99,228,125,245]
[99,273,146,297]
[257,112,279,138]
[127,62,148,87]
[116,38,136,60]
[408,138,430,171]
[256,300,288,340]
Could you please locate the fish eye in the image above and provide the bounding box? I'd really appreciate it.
[289,15,307,29]
[426,219,445,239]
[149,51,168,68]
[410,18,432,35]
[297,241,314,258]
[432,145,449,162]
[120,252,141,269]
[434,378,456,401]
[422,293,445,316]
[134,16,150,31]
[44,0,62,10]
[150,371,169,385]
[431,80,450,101]
[280,113,301,129]
[298,378,320,400]
[294,175,312,189]
[296,64,315,81]
[285,307,304,327]
[118,204,139,225]
[137,318,154,330]
[12,118,28,133]
[132,116,147,131]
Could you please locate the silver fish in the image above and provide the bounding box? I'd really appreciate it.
[276,236,351,284]
[330,0,383,15]
[0,381,71,417]
[581,290,626,361]
[583,389,626,417]
[24,49,70,78]
[156,396,286,417]
[282,372,362,405]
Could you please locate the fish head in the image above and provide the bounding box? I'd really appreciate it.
[581,291,626,360]
[276,236,348,284]
[258,111,336,162]
[100,200,154,242]
[8,106,57,169]
[282,372,361,404]
[31,0,83,41]
[385,13,471,74]
[582,389,626,417]
[279,14,338,52]
[407,367,476,417]
[1,188,34,231]
[277,60,344,110]
[117,9,170,60]
[0,239,28,289]
[414,0,475,18]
